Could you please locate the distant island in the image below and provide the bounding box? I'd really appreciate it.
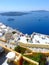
[0,10,49,16]
[7,18,15,21]
[31,10,49,12]
[0,12,28,16]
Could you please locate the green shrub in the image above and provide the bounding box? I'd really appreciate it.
[14,46,47,65]
[25,53,47,65]
[23,60,36,65]
[14,45,26,54]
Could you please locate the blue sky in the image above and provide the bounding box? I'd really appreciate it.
[0,0,49,12]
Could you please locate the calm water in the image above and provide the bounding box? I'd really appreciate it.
[0,12,49,35]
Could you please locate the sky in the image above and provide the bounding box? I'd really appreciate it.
[0,0,49,12]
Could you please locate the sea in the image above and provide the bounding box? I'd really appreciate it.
[0,11,49,35]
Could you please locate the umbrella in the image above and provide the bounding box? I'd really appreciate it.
[6,52,16,61]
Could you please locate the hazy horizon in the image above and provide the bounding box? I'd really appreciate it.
[0,0,49,12]
[0,10,49,13]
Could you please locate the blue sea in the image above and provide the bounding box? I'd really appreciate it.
[0,12,49,35]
